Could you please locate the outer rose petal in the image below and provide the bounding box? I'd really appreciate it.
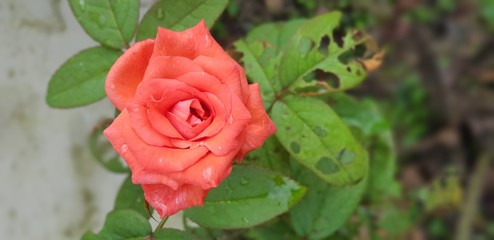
[142,184,208,217]
[237,84,277,159]
[151,20,231,60]
[106,39,155,110]
[143,56,203,81]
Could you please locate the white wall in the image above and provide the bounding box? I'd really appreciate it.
[0,1,181,239]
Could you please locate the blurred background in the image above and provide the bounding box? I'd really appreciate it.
[1,0,493,239]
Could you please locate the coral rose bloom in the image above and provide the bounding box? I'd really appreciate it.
[103,20,276,217]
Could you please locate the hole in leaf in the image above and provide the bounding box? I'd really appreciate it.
[314,69,340,88]
[338,148,356,164]
[318,35,331,54]
[314,126,327,137]
[338,50,354,65]
[332,27,346,48]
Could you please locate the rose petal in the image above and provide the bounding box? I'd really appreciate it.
[106,39,155,110]
[104,110,210,177]
[237,84,277,159]
[203,90,252,156]
[194,56,249,101]
[143,56,203,81]
[151,20,231,60]
[142,184,208,217]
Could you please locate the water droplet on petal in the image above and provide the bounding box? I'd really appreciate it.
[109,84,115,89]
[120,144,128,153]
[217,146,223,151]
[156,8,164,19]
[200,72,205,76]
[228,115,234,124]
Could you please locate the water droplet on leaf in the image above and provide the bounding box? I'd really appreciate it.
[79,0,86,12]
[240,177,249,185]
[120,144,128,153]
[156,8,164,19]
[242,217,249,223]
[98,15,107,27]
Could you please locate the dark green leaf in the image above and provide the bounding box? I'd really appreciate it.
[114,175,148,218]
[184,165,306,229]
[153,229,199,240]
[89,119,129,173]
[88,209,152,240]
[290,160,368,239]
[279,11,367,92]
[243,219,299,240]
[69,0,139,49]
[271,95,368,186]
[329,93,400,201]
[244,136,291,176]
[136,0,228,41]
[46,47,121,108]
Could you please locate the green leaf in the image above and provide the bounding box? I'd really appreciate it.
[278,11,367,92]
[89,119,129,173]
[234,20,305,107]
[271,95,368,186]
[329,93,400,201]
[244,219,299,240]
[136,0,229,41]
[114,175,148,218]
[69,0,139,49]
[184,165,306,229]
[87,209,152,240]
[46,47,121,108]
[153,229,199,240]
[244,136,291,176]
[289,162,368,239]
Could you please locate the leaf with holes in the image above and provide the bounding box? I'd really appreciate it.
[89,118,129,173]
[289,160,368,239]
[271,95,368,186]
[278,11,368,93]
[244,136,292,176]
[69,0,139,49]
[46,47,121,108]
[184,165,306,229]
[136,0,228,41]
[234,19,305,107]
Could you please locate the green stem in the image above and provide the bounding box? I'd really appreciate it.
[454,152,492,240]
[154,217,169,231]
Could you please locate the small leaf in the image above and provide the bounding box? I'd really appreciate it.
[136,0,229,41]
[184,165,306,229]
[46,47,121,108]
[114,175,148,218]
[290,161,368,239]
[153,229,199,240]
[278,11,368,92]
[69,0,139,49]
[88,119,129,173]
[89,209,152,239]
[271,95,368,186]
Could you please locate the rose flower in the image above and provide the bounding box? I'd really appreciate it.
[103,20,276,217]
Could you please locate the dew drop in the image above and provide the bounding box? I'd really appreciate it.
[242,217,249,223]
[240,177,249,185]
[98,15,107,27]
[228,115,234,124]
[120,144,128,153]
[200,72,206,76]
[156,8,164,19]
[79,0,86,12]
[109,83,115,89]
[217,146,223,151]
